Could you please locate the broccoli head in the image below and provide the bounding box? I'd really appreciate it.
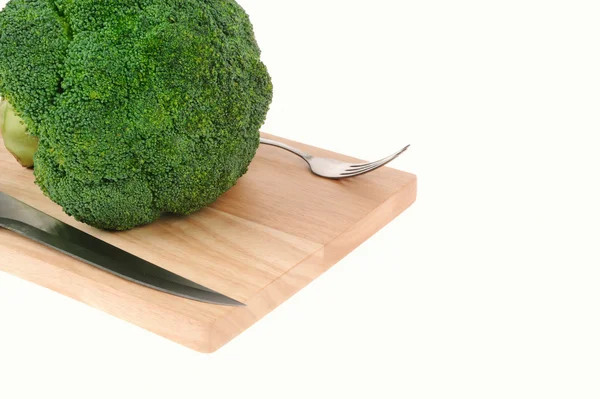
[0,0,272,230]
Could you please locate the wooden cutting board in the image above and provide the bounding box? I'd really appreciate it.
[0,133,417,352]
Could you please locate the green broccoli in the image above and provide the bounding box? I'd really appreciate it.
[0,0,272,230]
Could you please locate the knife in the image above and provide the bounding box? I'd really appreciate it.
[0,192,244,306]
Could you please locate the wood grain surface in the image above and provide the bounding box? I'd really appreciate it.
[0,133,417,352]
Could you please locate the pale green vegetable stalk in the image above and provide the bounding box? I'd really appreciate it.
[0,98,39,168]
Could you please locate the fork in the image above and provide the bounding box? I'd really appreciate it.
[259,138,410,179]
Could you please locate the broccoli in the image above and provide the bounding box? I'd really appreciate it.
[0,0,272,230]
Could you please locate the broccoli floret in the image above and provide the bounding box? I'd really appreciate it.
[0,0,272,230]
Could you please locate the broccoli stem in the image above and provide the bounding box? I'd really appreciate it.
[0,98,39,168]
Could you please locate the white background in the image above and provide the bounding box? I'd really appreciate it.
[1,0,599,398]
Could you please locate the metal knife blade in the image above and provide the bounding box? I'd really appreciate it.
[0,192,244,307]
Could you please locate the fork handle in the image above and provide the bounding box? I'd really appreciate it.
[259,138,310,160]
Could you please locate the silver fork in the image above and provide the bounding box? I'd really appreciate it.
[260,138,410,179]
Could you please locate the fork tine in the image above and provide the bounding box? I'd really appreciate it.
[340,156,399,177]
[344,145,411,174]
[347,153,400,173]
[348,160,376,169]
[348,145,410,169]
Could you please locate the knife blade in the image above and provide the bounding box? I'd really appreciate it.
[0,192,244,306]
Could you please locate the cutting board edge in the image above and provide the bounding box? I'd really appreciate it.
[205,173,417,352]
[0,234,219,351]
[205,247,325,352]
[324,173,417,266]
